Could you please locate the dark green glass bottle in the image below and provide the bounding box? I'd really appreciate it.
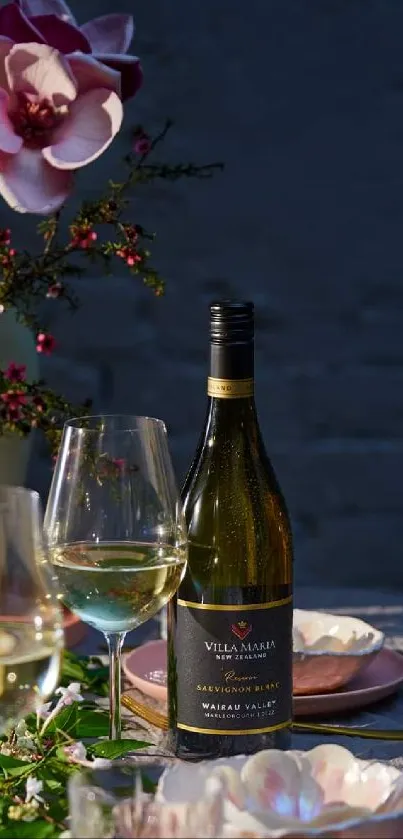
[167,300,293,760]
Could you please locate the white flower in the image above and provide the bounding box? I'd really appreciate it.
[40,682,84,736]
[64,740,111,770]
[55,682,84,706]
[37,701,52,720]
[65,741,87,762]
[25,777,44,804]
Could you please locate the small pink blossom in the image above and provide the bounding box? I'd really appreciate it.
[134,135,151,156]
[0,41,123,214]
[32,394,46,412]
[1,247,17,267]
[46,281,62,298]
[70,222,97,249]
[5,361,26,381]
[1,389,26,420]
[123,224,139,243]
[116,245,142,267]
[36,331,55,354]
[0,227,11,245]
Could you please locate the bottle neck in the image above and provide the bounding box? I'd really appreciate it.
[207,340,257,423]
[209,341,254,381]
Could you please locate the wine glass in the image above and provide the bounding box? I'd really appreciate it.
[44,415,187,740]
[69,760,222,839]
[0,486,64,733]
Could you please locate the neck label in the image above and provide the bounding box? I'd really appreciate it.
[207,377,254,399]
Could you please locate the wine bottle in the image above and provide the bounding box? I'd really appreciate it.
[167,300,293,760]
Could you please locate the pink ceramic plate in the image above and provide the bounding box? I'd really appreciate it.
[123,642,403,717]
[122,640,168,702]
[294,647,403,717]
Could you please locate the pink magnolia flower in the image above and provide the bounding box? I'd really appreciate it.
[0,42,123,213]
[0,1,142,101]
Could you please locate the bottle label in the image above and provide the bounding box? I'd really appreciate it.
[174,596,292,735]
[207,377,254,399]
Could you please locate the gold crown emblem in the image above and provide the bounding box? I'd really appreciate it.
[237,621,248,628]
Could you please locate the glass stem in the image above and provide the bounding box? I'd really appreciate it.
[105,631,126,740]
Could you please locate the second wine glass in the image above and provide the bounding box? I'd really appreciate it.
[44,415,187,740]
[0,486,63,734]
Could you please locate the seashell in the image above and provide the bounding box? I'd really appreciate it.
[158,745,403,838]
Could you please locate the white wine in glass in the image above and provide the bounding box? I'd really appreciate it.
[0,486,64,733]
[44,415,187,740]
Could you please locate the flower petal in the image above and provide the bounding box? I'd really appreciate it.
[0,146,72,213]
[67,52,121,97]
[0,89,22,153]
[0,37,13,91]
[43,87,123,169]
[0,2,45,43]
[6,42,76,107]
[19,0,76,26]
[30,14,91,54]
[95,53,142,101]
[81,14,134,55]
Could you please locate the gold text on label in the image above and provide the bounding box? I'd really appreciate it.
[207,377,254,398]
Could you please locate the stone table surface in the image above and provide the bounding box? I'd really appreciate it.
[72,586,403,768]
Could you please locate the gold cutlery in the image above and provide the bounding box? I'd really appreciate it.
[122,694,169,730]
[121,694,403,740]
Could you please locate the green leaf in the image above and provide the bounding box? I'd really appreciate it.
[0,824,56,838]
[60,651,109,697]
[45,797,69,827]
[0,754,31,778]
[60,651,87,684]
[89,739,150,760]
[24,713,38,734]
[37,759,69,795]
[0,755,28,770]
[75,709,109,738]
[0,797,13,820]
[45,704,77,737]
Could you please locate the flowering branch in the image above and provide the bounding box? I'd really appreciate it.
[0,121,223,334]
[0,362,91,456]
[0,121,222,455]
[0,652,151,836]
